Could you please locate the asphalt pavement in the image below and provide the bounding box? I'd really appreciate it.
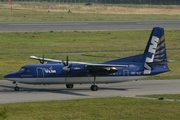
[0,80,180,104]
[0,20,180,32]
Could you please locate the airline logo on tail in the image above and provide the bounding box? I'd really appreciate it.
[145,36,159,63]
[143,27,166,74]
[144,36,159,74]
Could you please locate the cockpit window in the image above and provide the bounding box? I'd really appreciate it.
[19,67,31,72]
[19,67,26,72]
[19,67,32,73]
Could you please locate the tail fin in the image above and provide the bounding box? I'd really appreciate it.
[143,27,170,74]
[107,27,168,65]
[143,27,167,63]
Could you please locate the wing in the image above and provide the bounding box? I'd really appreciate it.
[30,56,63,63]
[86,63,135,76]
[30,56,89,64]
[30,56,135,76]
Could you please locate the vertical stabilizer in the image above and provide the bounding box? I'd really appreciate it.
[143,27,167,63]
[143,27,169,74]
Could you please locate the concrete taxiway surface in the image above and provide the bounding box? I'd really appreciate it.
[0,20,180,32]
[0,80,180,104]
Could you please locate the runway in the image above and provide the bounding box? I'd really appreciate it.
[0,80,180,104]
[0,20,180,32]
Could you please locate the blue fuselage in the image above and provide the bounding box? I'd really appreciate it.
[4,62,169,85]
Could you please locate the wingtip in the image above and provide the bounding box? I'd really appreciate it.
[29,56,37,59]
[168,60,174,62]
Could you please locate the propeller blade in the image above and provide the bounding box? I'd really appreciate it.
[43,54,44,64]
[66,56,68,66]
[62,60,65,66]
[63,56,69,66]
[39,54,45,64]
[63,56,71,72]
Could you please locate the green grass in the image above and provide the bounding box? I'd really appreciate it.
[140,94,180,100]
[1,97,180,120]
[0,3,180,22]
[0,30,180,80]
[1,10,180,22]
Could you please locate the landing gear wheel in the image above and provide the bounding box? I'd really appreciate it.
[66,84,74,89]
[91,85,98,91]
[14,86,19,91]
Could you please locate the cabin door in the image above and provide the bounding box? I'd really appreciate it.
[36,67,44,84]
[123,69,129,80]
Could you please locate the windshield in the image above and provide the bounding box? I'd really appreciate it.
[19,67,26,72]
[19,67,32,73]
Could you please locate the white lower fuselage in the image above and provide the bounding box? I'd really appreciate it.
[7,76,147,85]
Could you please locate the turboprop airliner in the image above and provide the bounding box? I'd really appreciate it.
[4,27,170,91]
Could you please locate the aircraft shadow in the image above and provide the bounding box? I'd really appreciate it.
[0,85,136,96]
[99,87,128,91]
[0,85,88,96]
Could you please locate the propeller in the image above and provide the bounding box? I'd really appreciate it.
[62,56,72,83]
[63,56,71,72]
[62,56,69,66]
[39,54,45,64]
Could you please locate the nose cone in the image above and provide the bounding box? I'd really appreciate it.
[4,73,12,80]
[4,72,18,81]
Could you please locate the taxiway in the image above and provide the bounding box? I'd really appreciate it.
[0,20,180,32]
[0,80,180,104]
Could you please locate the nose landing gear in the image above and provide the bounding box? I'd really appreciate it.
[14,82,19,91]
[66,84,74,89]
[14,86,19,91]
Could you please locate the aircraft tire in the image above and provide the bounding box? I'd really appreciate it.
[91,85,98,91]
[14,87,19,91]
[66,84,74,89]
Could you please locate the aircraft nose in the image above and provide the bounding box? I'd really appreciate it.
[4,73,16,81]
[4,74,11,80]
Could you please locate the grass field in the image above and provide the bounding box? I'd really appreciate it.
[140,94,180,100]
[1,3,180,22]
[1,96,180,120]
[0,30,180,80]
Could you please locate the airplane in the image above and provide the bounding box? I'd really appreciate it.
[4,27,170,91]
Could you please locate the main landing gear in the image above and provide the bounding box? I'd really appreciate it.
[91,85,98,91]
[89,76,98,91]
[14,82,19,91]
